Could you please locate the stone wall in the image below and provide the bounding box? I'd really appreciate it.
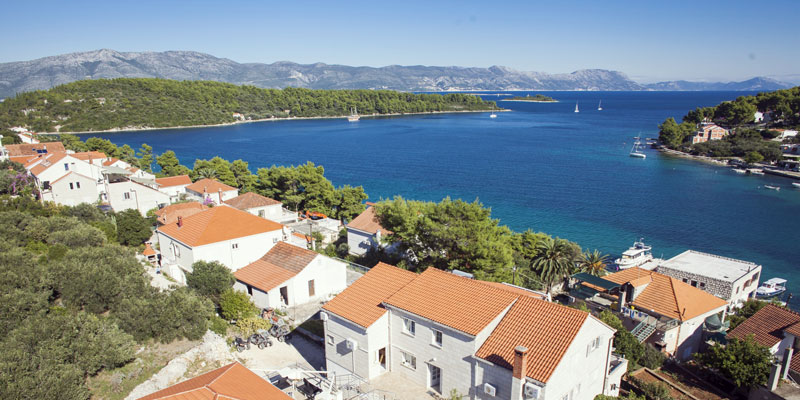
[656,266,732,300]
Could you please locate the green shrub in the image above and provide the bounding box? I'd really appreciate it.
[640,345,666,370]
[209,315,229,336]
[186,261,235,303]
[235,317,271,336]
[219,289,257,321]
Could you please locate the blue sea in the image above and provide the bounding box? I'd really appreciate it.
[84,91,800,307]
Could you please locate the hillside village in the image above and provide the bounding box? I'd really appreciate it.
[0,138,797,400]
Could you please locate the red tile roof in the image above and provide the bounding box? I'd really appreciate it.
[28,153,69,176]
[157,206,283,247]
[137,362,290,400]
[186,178,237,194]
[156,175,192,188]
[5,142,65,157]
[224,191,281,210]
[322,262,417,328]
[384,267,519,336]
[476,296,591,383]
[728,304,800,348]
[481,281,548,300]
[347,205,392,235]
[102,157,121,166]
[154,202,208,225]
[71,151,107,161]
[600,267,727,321]
[234,242,320,292]
[143,243,156,256]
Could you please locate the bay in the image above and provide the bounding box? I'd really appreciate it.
[84,91,800,307]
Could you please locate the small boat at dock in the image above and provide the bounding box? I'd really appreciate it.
[613,238,653,270]
[792,182,800,189]
[756,278,787,299]
[748,169,764,175]
[732,168,747,174]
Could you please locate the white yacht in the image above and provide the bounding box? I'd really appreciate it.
[756,278,787,299]
[629,136,646,158]
[613,239,653,270]
[347,107,360,122]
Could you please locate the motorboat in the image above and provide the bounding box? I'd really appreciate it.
[764,185,780,191]
[756,278,787,299]
[613,238,653,270]
[732,168,747,174]
[748,169,764,175]
[792,182,800,189]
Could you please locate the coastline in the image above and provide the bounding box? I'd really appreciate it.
[659,146,800,181]
[46,109,506,135]
[500,99,559,103]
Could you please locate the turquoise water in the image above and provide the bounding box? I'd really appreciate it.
[84,91,800,307]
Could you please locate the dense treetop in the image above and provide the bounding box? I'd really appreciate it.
[505,94,557,102]
[0,78,497,132]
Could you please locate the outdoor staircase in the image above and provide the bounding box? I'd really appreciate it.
[631,320,656,342]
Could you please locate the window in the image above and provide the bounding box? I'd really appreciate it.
[232,243,239,249]
[258,210,265,218]
[327,335,334,345]
[246,285,253,296]
[308,279,315,297]
[123,192,131,200]
[402,318,416,336]
[690,280,697,287]
[75,181,80,189]
[273,237,279,243]
[586,336,602,356]
[69,183,74,190]
[736,286,740,294]
[432,329,443,347]
[699,282,706,289]
[682,278,688,283]
[64,163,69,171]
[400,350,416,370]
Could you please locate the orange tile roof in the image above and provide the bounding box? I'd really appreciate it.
[102,157,121,166]
[728,304,800,348]
[154,202,207,225]
[384,267,520,336]
[71,151,107,161]
[137,362,291,400]
[234,243,320,292]
[186,178,237,194]
[346,205,392,235]
[5,142,65,156]
[29,153,68,176]
[157,206,283,247]
[322,262,417,328]
[224,192,282,210]
[156,175,192,188]
[476,296,591,383]
[602,267,727,321]
[481,281,548,300]
[143,243,157,256]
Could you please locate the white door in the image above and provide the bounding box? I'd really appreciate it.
[428,364,441,394]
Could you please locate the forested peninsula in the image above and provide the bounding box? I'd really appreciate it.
[0,78,498,133]
[502,94,557,102]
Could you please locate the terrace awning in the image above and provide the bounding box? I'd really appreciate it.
[571,272,621,291]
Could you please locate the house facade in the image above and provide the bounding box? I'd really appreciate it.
[692,121,730,144]
[233,242,346,308]
[322,264,624,399]
[45,171,100,206]
[156,206,286,282]
[155,174,192,203]
[224,192,296,223]
[106,179,171,215]
[185,178,239,205]
[728,304,800,380]
[346,203,394,256]
[656,250,761,310]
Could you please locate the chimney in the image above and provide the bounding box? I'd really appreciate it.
[177,216,183,228]
[511,346,529,400]
[218,188,223,204]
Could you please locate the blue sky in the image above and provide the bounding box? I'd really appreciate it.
[2,0,799,83]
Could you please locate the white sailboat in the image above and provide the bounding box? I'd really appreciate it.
[629,136,646,158]
[574,102,579,113]
[597,100,603,111]
[347,107,360,122]
[490,105,497,118]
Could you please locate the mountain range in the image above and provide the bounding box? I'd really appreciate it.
[0,49,793,98]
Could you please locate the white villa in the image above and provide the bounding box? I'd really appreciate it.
[185,178,239,205]
[233,242,346,309]
[156,205,287,282]
[155,175,192,203]
[656,250,761,310]
[322,264,626,400]
[224,192,297,224]
[346,203,394,256]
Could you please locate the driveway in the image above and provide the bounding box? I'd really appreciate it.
[238,334,325,372]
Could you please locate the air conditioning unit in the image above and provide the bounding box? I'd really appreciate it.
[524,383,540,399]
[345,338,358,351]
[320,312,328,321]
[483,383,497,397]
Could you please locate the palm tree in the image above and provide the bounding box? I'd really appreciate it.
[195,167,218,180]
[531,238,571,294]
[579,249,609,276]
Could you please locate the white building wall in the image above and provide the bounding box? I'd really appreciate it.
[243,204,283,220]
[324,313,374,380]
[673,307,726,361]
[107,180,170,215]
[347,228,377,256]
[285,256,347,306]
[47,174,99,206]
[157,184,189,203]
[233,281,274,309]
[186,188,239,205]
[191,230,284,272]
[474,359,515,400]
[156,232,194,284]
[542,316,615,400]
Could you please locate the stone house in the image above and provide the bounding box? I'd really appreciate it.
[692,121,730,144]
[656,250,761,310]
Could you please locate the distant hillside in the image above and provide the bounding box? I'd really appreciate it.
[0,78,495,132]
[644,77,792,91]
[0,50,791,98]
[0,49,645,97]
